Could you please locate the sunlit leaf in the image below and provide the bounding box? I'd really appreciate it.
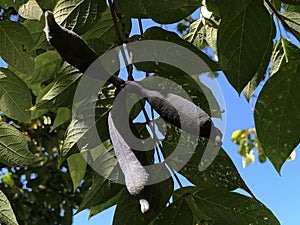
[18,0,43,20]
[270,38,299,77]
[53,0,107,34]
[0,190,19,225]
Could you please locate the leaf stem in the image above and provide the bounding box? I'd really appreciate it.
[265,0,300,43]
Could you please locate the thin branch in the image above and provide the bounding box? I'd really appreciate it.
[108,0,123,45]
[265,0,300,43]
[108,0,134,79]
[138,18,144,35]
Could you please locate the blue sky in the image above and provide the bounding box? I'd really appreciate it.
[73,15,300,225]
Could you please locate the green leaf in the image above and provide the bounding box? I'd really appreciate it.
[0,0,13,9]
[183,19,205,50]
[242,32,273,101]
[154,195,194,225]
[270,38,299,77]
[50,107,70,132]
[139,27,220,73]
[31,51,62,83]
[18,0,43,20]
[205,25,218,54]
[0,121,38,166]
[163,125,252,195]
[242,73,262,101]
[89,190,122,218]
[0,68,32,122]
[217,0,275,93]
[82,8,131,44]
[62,88,114,157]
[114,0,200,24]
[254,59,300,173]
[36,0,59,10]
[34,63,82,110]
[281,0,300,5]
[23,19,48,50]
[67,153,87,192]
[113,169,174,225]
[283,3,300,13]
[0,21,34,74]
[281,11,300,38]
[169,187,280,225]
[53,0,107,34]
[0,190,19,225]
[78,173,124,213]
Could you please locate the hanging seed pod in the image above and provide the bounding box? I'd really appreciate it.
[108,112,149,196]
[44,11,124,87]
[124,81,222,145]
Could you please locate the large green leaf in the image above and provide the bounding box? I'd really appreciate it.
[67,153,87,192]
[217,0,275,93]
[0,21,34,74]
[160,187,280,225]
[162,125,252,195]
[255,59,300,172]
[0,122,38,166]
[138,27,220,73]
[242,31,274,100]
[0,190,19,225]
[114,0,200,24]
[53,0,107,34]
[0,68,31,122]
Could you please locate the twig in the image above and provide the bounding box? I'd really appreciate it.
[138,18,144,35]
[265,0,300,43]
[108,0,134,79]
